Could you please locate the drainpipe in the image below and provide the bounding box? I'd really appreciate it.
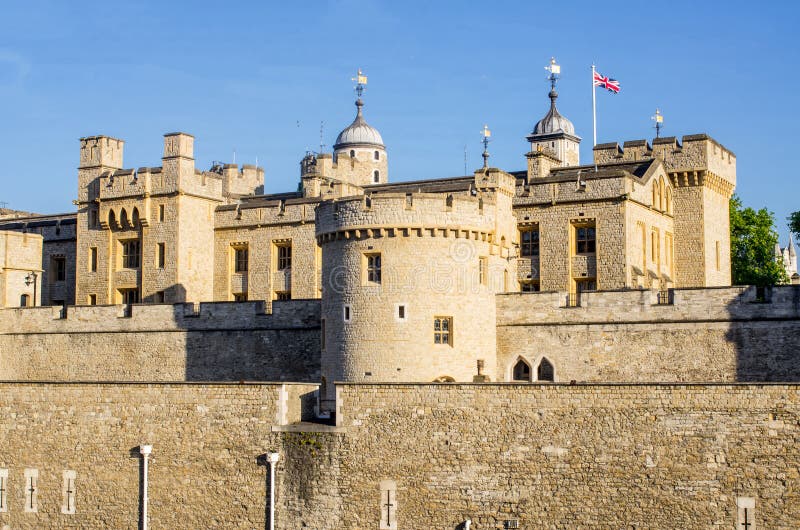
[266,452,280,530]
[140,445,152,530]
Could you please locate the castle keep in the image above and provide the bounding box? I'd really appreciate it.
[0,67,797,528]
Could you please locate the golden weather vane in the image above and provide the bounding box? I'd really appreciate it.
[651,108,664,138]
[352,68,368,98]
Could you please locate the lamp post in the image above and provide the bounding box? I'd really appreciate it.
[24,271,38,307]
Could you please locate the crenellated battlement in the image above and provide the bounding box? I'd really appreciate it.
[315,192,498,241]
[593,134,736,187]
[214,196,317,229]
[79,135,124,169]
[0,299,320,335]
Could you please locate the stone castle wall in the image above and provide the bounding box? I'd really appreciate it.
[0,381,796,529]
[0,381,318,529]
[496,285,800,383]
[0,300,321,382]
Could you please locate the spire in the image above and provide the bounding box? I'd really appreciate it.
[334,68,384,150]
[789,233,797,257]
[481,124,491,168]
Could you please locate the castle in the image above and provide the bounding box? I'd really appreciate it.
[0,68,798,529]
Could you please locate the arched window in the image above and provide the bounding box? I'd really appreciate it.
[373,170,380,183]
[512,359,531,381]
[665,187,673,214]
[652,184,658,208]
[374,150,380,160]
[20,294,30,307]
[659,179,666,211]
[108,209,116,228]
[131,207,140,228]
[433,376,455,383]
[120,208,129,229]
[350,149,355,158]
[536,357,554,382]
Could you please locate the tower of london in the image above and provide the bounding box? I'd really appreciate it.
[0,68,798,529]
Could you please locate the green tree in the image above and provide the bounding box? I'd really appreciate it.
[789,210,800,240]
[729,195,788,286]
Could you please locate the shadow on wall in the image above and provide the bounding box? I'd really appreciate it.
[729,285,800,382]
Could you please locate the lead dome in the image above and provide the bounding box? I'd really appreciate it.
[333,99,384,149]
[532,90,575,136]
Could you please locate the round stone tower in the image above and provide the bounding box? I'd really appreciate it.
[316,191,510,402]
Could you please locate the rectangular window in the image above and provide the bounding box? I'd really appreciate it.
[651,230,660,262]
[88,294,97,305]
[366,253,382,283]
[157,243,166,268]
[343,304,352,323]
[90,247,98,272]
[478,257,488,285]
[716,240,721,271]
[121,240,141,269]
[277,244,292,270]
[0,468,7,513]
[52,256,66,282]
[321,319,326,351]
[275,291,291,301]
[519,227,540,257]
[61,470,76,515]
[234,247,248,273]
[88,208,98,228]
[395,303,408,322]
[233,292,248,302]
[433,316,453,346]
[154,291,165,303]
[575,279,597,293]
[158,204,165,222]
[520,281,540,292]
[120,289,140,305]
[575,225,596,254]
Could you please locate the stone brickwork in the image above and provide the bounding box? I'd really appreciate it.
[0,381,796,529]
[496,285,800,383]
[0,214,76,306]
[0,231,43,308]
[0,300,321,382]
[0,382,317,529]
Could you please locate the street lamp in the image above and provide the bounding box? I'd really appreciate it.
[24,271,38,307]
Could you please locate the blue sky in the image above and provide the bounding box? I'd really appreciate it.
[1,0,797,241]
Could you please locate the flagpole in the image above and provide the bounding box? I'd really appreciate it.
[591,64,597,148]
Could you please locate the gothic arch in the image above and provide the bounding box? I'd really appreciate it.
[108,209,117,229]
[120,208,129,229]
[131,207,140,228]
[535,356,555,382]
[511,357,532,382]
[659,178,666,211]
[507,355,533,382]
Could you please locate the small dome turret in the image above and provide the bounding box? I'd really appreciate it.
[333,99,384,150]
[532,90,575,136]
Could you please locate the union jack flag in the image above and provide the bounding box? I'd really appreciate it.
[593,71,621,94]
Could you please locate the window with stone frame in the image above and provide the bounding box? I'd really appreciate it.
[154,243,165,269]
[277,243,292,270]
[478,256,488,285]
[519,226,540,257]
[536,357,555,381]
[433,316,453,346]
[275,291,291,301]
[575,279,597,293]
[119,288,140,305]
[575,224,596,254]
[52,256,66,282]
[366,253,381,283]
[121,239,141,269]
[90,247,98,272]
[234,247,248,273]
[233,292,248,302]
[513,359,531,381]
